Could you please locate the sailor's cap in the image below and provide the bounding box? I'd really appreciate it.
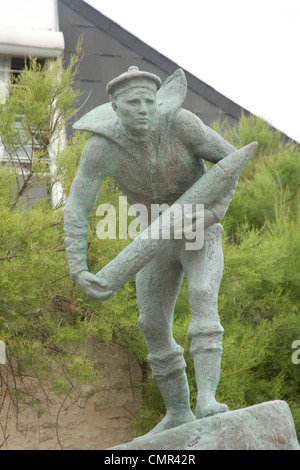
[106,66,162,98]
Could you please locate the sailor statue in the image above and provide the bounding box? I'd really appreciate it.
[64,66,257,436]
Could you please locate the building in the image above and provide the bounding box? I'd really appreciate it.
[0,0,295,204]
[58,0,250,129]
[0,0,64,102]
[1,0,297,139]
[0,0,65,206]
[0,0,255,124]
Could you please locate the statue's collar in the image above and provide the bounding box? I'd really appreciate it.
[73,69,187,137]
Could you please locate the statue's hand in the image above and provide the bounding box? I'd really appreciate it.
[179,180,238,234]
[206,181,238,226]
[73,271,116,301]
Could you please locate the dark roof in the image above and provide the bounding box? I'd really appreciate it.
[58,0,248,122]
[58,0,296,144]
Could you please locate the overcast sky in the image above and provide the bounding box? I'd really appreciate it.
[84,0,300,143]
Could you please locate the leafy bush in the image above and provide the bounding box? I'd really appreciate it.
[0,54,299,444]
[131,116,300,438]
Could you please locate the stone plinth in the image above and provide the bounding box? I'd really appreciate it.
[109,401,300,450]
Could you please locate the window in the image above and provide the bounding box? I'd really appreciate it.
[10,56,45,86]
[0,54,63,207]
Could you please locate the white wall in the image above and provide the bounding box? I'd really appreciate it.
[0,0,58,31]
[0,0,64,57]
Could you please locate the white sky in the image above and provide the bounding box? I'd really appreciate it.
[85,0,300,143]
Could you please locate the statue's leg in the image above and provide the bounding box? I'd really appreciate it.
[180,223,229,419]
[136,242,195,436]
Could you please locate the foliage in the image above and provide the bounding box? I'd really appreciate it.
[0,50,146,445]
[0,54,299,445]
[0,45,82,209]
[131,116,300,439]
[211,123,300,438]
[0,49,105,432]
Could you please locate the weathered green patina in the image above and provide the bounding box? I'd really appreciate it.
[64,66,257,437]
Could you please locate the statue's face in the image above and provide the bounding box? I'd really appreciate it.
[113,87,157,136]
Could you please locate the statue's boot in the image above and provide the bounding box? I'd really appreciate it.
[193,348,229,419]
[137,369,195,439]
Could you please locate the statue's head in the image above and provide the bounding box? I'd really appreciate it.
[107,66,162,136]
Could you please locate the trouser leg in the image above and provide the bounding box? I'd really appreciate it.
[136,244,185,380]
[136,245,195,434]
[180,223,228,418]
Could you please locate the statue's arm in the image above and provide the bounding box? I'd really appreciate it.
[174,108,236,163]
[64,134,115,300]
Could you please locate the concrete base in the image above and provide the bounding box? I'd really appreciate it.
[109,400,300,450]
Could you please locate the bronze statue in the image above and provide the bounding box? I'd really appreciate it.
[64,66,257,436]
